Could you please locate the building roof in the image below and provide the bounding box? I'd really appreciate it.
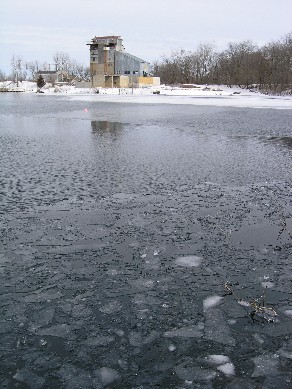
[36,70,57,74]
[93,35,121,39]
[116,51,149,65]
[36,70,68,74]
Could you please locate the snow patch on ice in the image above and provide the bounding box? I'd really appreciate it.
[217,362,235,376]
[205,355,230,365]
[283,309,292,318]
[95,367,121,386]
[261,281,274,289]
[238,299,250,307]
[175,255,202,267]
[203,295,223,310]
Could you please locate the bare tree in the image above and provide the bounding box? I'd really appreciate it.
[11,55,27,83]
[53,51,70,71]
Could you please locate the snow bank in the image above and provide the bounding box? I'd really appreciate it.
[1,81,291,109]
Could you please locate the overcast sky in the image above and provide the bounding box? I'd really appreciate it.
[1,0,291,73]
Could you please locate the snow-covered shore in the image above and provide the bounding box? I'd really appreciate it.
[1,81,291,109]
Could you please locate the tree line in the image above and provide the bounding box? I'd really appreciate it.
[153,32,292,94]
[0,52,90,83]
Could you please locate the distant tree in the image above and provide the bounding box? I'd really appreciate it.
[53,51,70,71]
[37,75,45,89]
[0,69,7,81]
[10,55,27,82]
[25,60,41,80]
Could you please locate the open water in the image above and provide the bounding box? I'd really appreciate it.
[0,93,292,388]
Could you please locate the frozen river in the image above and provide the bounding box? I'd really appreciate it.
[1,93,292,388]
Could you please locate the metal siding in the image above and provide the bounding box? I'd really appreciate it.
[115,52,148,76]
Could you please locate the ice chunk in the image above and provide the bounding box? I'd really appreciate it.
[261,281,274,289]
[31,307,55,328]
[204,308,235,346]
[84,335,115,347]
[117,359,128,371]
[203,296,223,310]
[95,367,121,386]
[279,349,292,359]
[174,361,216,381]
[238,299,250,307]
[142,330,160,344]
[164,325,202,338]
[253,333,265,344]
[175,255,202,267]
[217,362,235,376]
[225,378,256,388]
[13,369,45,389]
[263,373,292,388]
[71,304,92,318]
[99,300,122,314]
[252,353,279,377]
[205,355,230,365]
[57,364,92,389]
[38,324,76,339]
[129,331,142,347]
[283,309,292,318]
[168,344,177,352]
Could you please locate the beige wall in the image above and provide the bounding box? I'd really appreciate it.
[136,77,160,87]
[92,75,105,87]
[75,81,91,88]
[90,75,160,88]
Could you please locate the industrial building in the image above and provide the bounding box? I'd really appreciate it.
[87,36,160,88]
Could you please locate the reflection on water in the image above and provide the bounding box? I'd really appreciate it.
[265,136,292,150]
[91,120,124,133]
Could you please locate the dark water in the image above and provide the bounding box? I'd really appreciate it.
[0,93,292,389]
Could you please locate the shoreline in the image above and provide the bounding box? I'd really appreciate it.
[1,82,292,109]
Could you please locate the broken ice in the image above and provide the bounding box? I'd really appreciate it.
[175,255,202,267]
[203,295,223,310]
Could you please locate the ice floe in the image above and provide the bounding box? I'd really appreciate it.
[164,325,202,338]
[279,349,292,359]
[95,367,121,386]
[205,354,230,365]
[204,308,236,346]
[217,362,235,376]
[283,309,292,318]
[203,295,223,310]
[175,255,202,267]
[13,369,45,389]
[252,353,280,377]
[99,300,122,314]
[174,361,216,382]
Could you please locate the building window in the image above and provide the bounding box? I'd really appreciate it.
[124,71,130,75]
